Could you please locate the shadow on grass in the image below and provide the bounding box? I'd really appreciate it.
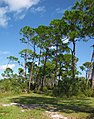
[10,95,94,118]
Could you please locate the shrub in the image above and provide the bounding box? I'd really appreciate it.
[52,77,93,97]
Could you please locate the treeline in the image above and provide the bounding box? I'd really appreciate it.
[0,0,94,97]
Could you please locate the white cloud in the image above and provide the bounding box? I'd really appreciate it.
[0,0,40,27]
[56,8,65,14]
[50,46,56,50]
[1,0,40,12]
[56,6,71,14]
[0,64,15,70]
[0,75,3,79]
[31,6,46,13]
[18,14,26,20]
[62,38,69,44]
[0,6,10,27]
[14,12,26,20]
[0,50,10,55]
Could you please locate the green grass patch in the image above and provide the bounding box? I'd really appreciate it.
[0,106,48,119]
[0,93,94,119]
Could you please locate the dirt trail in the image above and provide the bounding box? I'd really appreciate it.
[1,103,68,119]
[45,111,68,119]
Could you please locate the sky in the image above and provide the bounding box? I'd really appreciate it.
[0,0,94,79]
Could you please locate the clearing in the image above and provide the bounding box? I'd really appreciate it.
[0,93,94,119]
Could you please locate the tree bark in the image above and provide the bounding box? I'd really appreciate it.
[41,48,48,91]
[28,64,33,90]
[72,40,76,80]
[24,51,28,79]
[28,44,36,91]
[53,42,59,86]
[92,62,94,88]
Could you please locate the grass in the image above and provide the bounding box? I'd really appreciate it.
[0,93,94,119]
[0,106,47,119]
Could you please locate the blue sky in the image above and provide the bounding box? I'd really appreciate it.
[0,0,94,78]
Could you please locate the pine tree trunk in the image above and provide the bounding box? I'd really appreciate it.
[28,64,33,90]
[24,51,27,79]
[28,44,35,91]
[72,40,76,80]
[41,48,48,91]
[54,43,58,86]
[92,62,94,88]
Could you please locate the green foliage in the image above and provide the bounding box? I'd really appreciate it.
[53,77,94,97]
[0,75,28,94]
[2,68,13,79]
[7,56,18,62]
[73,0,94,37]
[1,0,94,97]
